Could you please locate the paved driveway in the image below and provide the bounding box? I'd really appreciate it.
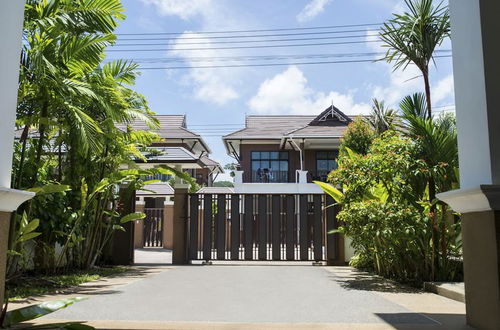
[40,265,468,329]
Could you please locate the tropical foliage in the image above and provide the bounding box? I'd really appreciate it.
[7,0,164,278]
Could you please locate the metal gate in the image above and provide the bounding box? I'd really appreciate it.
[187,193,340,262]
[143,208,164,247]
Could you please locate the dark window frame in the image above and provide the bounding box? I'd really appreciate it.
[315,151,338,181]
[251,151,289,183]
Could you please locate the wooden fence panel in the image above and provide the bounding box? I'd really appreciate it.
[230,195,240,260]
[258,195,268,260]
[244,195,254,260]
[271,195,281,261]
[189,195,199,260]
[299,195,309,261]
[313,195,323,261]
[203,194,213,261]
[216,194,226,260]
[286,195,295,261]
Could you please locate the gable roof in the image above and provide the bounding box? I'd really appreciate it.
[223,115,315,139]
[116,114,211,153]
[223,104,352,140]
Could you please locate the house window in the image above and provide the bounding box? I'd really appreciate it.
[316,151,338,181]
[143,174,172,182]
[251,151,289,183]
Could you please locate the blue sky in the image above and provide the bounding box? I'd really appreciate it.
[111,0,455,181]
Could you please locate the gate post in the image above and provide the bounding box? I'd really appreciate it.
[326,200,345,266]
[133,199,145,249]
[172,184,189,264]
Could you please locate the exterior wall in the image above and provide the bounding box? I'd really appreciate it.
[163,204,174,249]
[239,143,300,183]
[239,144,338,183]
[194,168,210,186]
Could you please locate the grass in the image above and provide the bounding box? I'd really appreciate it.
[6,266,129,301]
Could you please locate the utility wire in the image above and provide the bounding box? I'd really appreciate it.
[106,50,452,64]
[107,39,383,52]
[113,33,379,47]
[137,55,452,70]
[116,23,383,36]
[116,29,380,41]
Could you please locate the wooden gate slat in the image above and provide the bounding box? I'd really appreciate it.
[189,195,199,260]
[313,195,323,261]
[216,194,226,260]
[326,195,338,261]
[299,195,309,261]
[230,195,240,260]
[244,195,254,260]
[258,195,268,260]
[203,194,213,261]
[285,195,295,261]
[271,195,281,260]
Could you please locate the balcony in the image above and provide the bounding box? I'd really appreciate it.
[251,170,289,183]
[233,170,323,194]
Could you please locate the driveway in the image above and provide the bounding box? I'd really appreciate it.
[38,265,469,329]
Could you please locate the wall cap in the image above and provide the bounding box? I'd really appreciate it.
[437,185,500,213]
[0,187,35,212]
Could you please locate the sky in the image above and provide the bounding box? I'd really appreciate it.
[111,0,455,181]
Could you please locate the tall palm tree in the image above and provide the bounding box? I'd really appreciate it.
[399,92,458,279]
[366,98,396,135]
[380,0,450,118]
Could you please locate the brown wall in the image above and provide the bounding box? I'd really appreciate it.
[163,204,174,249]
[239,143,300,183]
[239,144,339,183]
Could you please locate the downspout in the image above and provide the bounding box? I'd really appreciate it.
[288,136,303,171]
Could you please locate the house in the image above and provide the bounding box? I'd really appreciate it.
[119,115,223,251]
[120,114,223,186]
[222,104,351,194]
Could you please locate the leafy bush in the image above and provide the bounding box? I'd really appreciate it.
[325,131,462,284]
[339,117,375,156]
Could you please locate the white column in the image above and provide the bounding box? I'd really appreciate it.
[439,1,500,328]
[0,1,26,189]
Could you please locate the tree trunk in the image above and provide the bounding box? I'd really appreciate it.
[15,124,30,189]
[423,68,432,118]
[34,99,49,184]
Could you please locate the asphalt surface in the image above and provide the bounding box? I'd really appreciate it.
[42,265,437,325]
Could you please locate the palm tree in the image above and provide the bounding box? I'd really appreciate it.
[399,92,458,279]
[365,98,396,135]
[380,0,450,118]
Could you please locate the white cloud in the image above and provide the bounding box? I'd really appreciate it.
[297,0,333,23]
[248,66,371,115]
[371,65,423,107]
[140,0,212,20]
[170,32,239,105]
[432,74,455,105]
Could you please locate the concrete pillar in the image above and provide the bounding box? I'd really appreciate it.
[0,0,34,305]
[163,202,174,250]
[172,184,189,264]
[133,202,145,249]
[438,1,500,329]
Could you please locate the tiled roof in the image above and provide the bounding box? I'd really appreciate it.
[137,183,174,196]
[285,125,348,137]
[224,105,353,140]
[224,116,315,139]
[197,186,235,194]
[141,147,199,162]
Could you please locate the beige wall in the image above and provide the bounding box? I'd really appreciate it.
[163,204,174,249]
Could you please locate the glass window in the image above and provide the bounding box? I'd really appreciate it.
[251,151,289,183]
[316,151,338,181]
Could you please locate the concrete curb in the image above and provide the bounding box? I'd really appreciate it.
[424,282,465,303]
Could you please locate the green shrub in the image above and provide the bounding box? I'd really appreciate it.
[339,117,375,156]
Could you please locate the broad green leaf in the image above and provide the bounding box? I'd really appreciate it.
[313,181,343,203]
[112,224,125,232]
[120,212,145,223]
[4,297,87,327]
[18,232,42,242]
[142,180,161,185]
[20,219,40,235]
[28,184,71,195]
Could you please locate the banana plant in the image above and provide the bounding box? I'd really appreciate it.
[1,297,94,329]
